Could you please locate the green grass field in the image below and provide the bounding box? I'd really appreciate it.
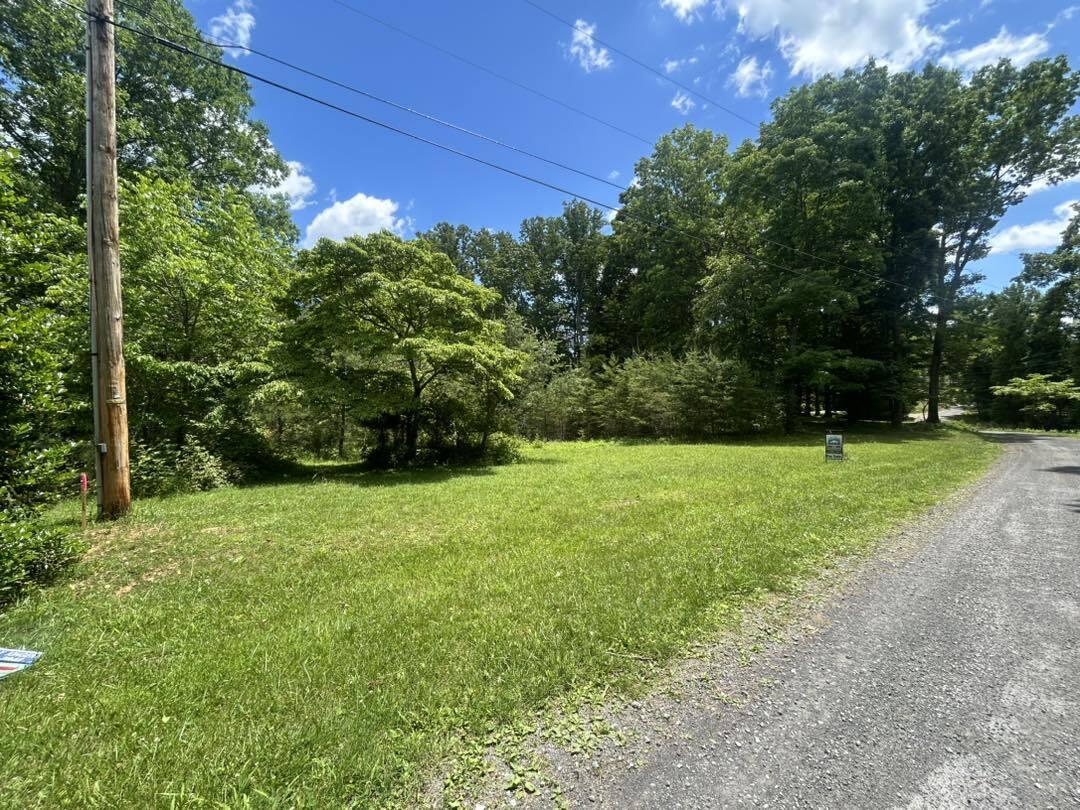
[0,429,998,807]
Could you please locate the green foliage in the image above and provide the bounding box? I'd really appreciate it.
[286,232,527,461]
[419,200,608,360]
[603,124,730,354]
[0,150,82,600]
[960,208,1080,422]
[591,353,773,439]
[0,517,84,606]
[118,175,295,365]
[991,374,1080,429]
[0,0,284,212]
[46,174,295,471]
[512,351,772,441]
[516,367,594,440]
[129,438,232,498]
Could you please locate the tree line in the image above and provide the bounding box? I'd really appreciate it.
[2,0,1080,600]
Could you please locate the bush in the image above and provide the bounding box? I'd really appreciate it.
[129,439,232,498]
[482,432,526,465]
[991,374,1080,430]
[0,514,84,605]
[516,368,593,440]
[517,353,774,441]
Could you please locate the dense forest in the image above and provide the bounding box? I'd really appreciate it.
[3,1,1080,600]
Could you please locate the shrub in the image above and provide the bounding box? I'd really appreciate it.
[0,514,84,605]
[521,353,774,441]
[482,432,526,465]
[129,439,232,498]
[991,374,1080,430]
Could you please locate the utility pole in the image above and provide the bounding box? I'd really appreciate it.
[86,0,131,518]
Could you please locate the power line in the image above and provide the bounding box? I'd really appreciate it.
[512,2,921,290]
[325,0,653,146]
[112,0,624,192]
[521,6,916,288]
[58,1,898,292]
[310,1,913,291]
[519,0,759,129]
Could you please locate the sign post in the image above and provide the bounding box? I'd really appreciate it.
[80,472,88,531]
[825,433,844,461]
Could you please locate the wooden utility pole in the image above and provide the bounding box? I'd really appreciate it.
[86,0,131,518]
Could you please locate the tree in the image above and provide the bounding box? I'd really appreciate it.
[924,58,1080,422]
[0,150,81,514]
[991,374,1080,430]
[0,0,284,212]
[46,173,295,459]
[1021,203,1080,381]
[602,125,729,354]
[286,233,527,460]
[0,150,83,601]
[697,66,910,430]
[520,201,607,361]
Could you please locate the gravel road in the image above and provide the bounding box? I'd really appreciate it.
[584,433,1080,808]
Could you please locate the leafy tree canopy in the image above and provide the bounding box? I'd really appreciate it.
[0,0,285,212]
[286,233,527,458]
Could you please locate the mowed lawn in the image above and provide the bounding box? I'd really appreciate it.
[0,429,997,807]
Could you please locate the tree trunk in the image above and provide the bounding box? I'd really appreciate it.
[336,404,346,458]
[927,305,948,424]
[784,325,799,434]
[404,414,419,460]
[889,312,905,427]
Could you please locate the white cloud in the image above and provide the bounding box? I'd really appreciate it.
[721,0,944,78]
[671,91,696,115]
[663,55,700,74]
[303,191,406,247]
[1023,174,1080,196]
[608,169,621,181]
[251,161,316,211]
[209,0,255,56]
[728,55,774,98]
[990,200,1077,254]
[568,19,613,73]
[661,0,710,24]
[940,27,1049,72]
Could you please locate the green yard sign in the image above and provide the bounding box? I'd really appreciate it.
[825,433,844,461]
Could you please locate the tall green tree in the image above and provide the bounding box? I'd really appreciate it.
[286,233,526,460]
[603,125,729,354]
[0,150,84,601]
[0,0,284,212]
[520,200,607,361]
[924,58,1080,421]
[1021,203,1080,381]
[47,174,295,453]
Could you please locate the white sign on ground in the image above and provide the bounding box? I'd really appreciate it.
[0,648,42,680]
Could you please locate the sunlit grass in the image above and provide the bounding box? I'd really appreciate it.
[0,427,998,807]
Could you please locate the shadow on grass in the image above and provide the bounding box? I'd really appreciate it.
[665,422,963,450]
[979,432,1044,445]
[277,454,565,489]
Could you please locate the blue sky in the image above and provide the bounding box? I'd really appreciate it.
[186,0,1080,291]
